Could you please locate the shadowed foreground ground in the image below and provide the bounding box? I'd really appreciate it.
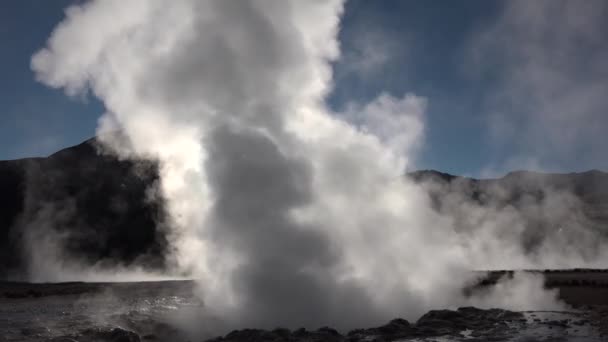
[1,270,608,341]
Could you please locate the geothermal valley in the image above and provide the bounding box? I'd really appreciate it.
[2,0,608,341]
[2,139,608,341]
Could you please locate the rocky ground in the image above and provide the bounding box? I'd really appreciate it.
[1,280,607,342]
[206,307,608,342]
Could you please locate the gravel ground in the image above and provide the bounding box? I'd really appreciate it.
[1,280,607,342]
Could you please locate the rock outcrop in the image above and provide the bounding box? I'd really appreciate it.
[207,307,527,342]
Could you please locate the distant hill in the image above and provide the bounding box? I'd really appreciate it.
[409,169,608,221]
[0,138,167,280]
[409,169,608,256]
[1,138,607,280]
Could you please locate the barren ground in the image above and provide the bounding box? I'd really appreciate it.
[1,270,607,341]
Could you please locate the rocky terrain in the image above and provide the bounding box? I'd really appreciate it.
[208,307,608,342]
[1,277,608,341]
[0,280,605,342]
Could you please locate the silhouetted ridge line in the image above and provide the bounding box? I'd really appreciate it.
[1,137,607,280]
[0,137,167,280]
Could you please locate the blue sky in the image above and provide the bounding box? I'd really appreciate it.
[1,0,606,176]
[0,0,102,159]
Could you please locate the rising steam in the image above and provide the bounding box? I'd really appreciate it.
[30,0,605,333]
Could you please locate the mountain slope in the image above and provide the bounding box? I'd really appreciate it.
[409,169,608,222]
[1,137,607,279]
[0,138,167,280]
[409,169,608,259]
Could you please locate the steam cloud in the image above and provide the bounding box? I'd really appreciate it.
[30,0,604,333]
[469,0,608,173]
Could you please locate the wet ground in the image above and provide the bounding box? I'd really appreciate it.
[1,280,607,341]
[0,281,202,341]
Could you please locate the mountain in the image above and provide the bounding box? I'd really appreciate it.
[409,169,608,222]
[1,137,607,280]
[409,169,608,256]
[0,138,167,280]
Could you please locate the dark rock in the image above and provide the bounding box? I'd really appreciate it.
[317,326,340,335]
[21,326,51,336]
[416,309,468,331]
[204,307,599,342]
[223,329,284,342]
[101,328,141,342]
[79,327,141,342]
[350,317,414,340]
[542,320,569,328]
[414,307,524,338]
[47,338,79,342]
[292,328,307,337]
[271,328,291,339]
[373,318,410,335]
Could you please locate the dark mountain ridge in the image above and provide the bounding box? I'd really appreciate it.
[0,138,167,280]
[409,168,608,219]
[1,138,607,280]
[410,168,608,258]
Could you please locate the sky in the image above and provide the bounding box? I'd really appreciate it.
[1,0,606,176]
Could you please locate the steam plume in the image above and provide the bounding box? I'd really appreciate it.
[31,0,606,332]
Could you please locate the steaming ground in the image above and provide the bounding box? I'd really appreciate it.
[21,0,608,335]
[1,275,608,341]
